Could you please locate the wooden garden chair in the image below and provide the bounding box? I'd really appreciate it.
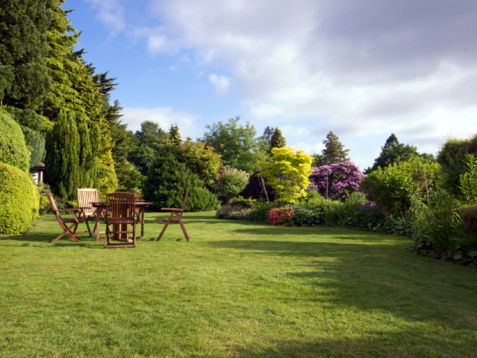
[48,193,87,243]
[104,192,137,248]
[155,188,190,241]
[77,188,101,236]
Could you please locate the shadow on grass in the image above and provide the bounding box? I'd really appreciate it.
[207,238,477,332]
[228,334,476,358]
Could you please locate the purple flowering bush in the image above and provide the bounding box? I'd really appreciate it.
[308,161,365,201]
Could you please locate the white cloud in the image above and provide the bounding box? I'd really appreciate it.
[121,107,198,139]
[209,74,231,96]
[85,0,126,34]
[127,0,477,168]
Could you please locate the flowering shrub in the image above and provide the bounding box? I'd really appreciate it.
[268,207,294,226]
[308,161,364,201]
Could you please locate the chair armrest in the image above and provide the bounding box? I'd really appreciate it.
[161,208,183,212]
[58,208,82,213]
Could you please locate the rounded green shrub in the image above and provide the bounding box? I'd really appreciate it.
[0,162,40,234]
[0,112,30,172]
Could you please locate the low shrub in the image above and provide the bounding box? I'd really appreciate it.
[231,196,256,208]
[0,162,39,234]
[216,204,251,220]
[268,207,294,226]
[247,200,282,223]
[458,205,477,236]
[291,204,324,226]
[187,187,221,212]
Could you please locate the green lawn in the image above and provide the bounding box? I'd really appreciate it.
[1,211,476,357]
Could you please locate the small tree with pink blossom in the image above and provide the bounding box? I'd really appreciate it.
[308,161,364,201]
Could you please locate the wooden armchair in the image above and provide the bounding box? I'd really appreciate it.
[77,188,101,236]
[104,192,137,248]
[48,193,87,243]
[155,188,190,241]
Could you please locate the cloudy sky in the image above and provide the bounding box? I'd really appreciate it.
[68,0,477,170]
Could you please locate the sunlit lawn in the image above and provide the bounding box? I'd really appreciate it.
[1,211,476,357]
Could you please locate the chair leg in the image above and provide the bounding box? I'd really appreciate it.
[84,219,93,237]
[156,212,174,241]
[176,213,189,241]
[51,222,80,243]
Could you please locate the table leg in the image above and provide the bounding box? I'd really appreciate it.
[95,207,102,241]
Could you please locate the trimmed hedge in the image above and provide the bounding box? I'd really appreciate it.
[0,162,40,234]
[0,112,30,172]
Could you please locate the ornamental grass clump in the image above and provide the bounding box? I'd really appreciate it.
[268,207,294,226]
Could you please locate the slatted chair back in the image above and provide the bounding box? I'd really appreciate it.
[106,192,136,220]
[77,188,99,216]
[180,188,189,211]
[104,192,137,248]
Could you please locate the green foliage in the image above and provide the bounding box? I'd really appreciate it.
[365,133,434,173]
[361,157,440,218]
[44,111,80,199]
[258,147,313,204]
[411,194,465,256]
[128,121,168,177]
[0,0,54,109]
[437,135,477,197]
[268,128,286,153]
[186,187,221,212]
[0,112,30,171]
[4,106,46,168]
[261,126,275,146]
[459,154,477,205]
[22,126,46,168]
[247,199,282,222]
[231,196,256,208]
[4,105,43,131]
[216,166,249,203]
[181,139,221,186]
[458,205,477,236]
[215,204,251,220]
[142,148,219,211]
[203,116,267,173]
[167,124,181,146]
[0,162,39,234]
[310,153,324,167]
[321,131,350,165]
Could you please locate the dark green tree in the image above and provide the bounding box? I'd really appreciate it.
[0,0,54,109]
[203,116,267,173]
[321,131,350,165]
[365,134,435,173]
[128,121,168,177]
[437,134,477,197]
[268,128,286,154]
[311,153,324,167]
[167,124,181,146]
[44,111,80,200]
[142,146,219,211]
[262,126,275,146]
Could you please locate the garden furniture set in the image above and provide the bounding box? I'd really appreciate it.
[48,188,190,247]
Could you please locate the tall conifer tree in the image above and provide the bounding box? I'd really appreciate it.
[0,0,54,109]
[321,131,350,165]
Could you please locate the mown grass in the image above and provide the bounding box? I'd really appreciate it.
[0,211,476,357]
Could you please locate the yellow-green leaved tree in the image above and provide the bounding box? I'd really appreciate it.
[258,147,313,204]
